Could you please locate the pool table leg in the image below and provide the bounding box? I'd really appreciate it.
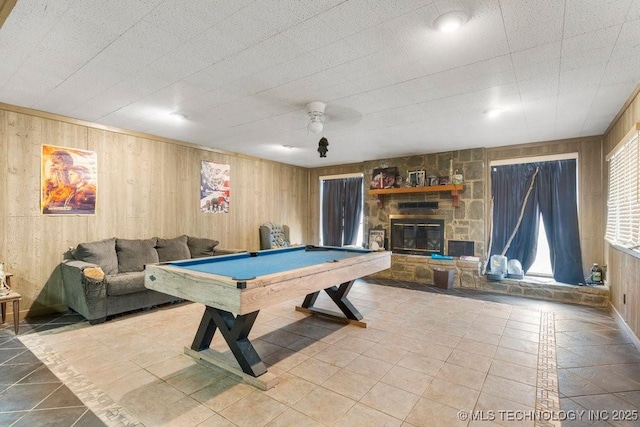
[191,306,267,377]
[300,279,363,322]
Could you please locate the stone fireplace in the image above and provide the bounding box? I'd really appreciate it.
[389,215,444,256]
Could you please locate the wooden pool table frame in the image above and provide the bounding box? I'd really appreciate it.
[145,247,390,389]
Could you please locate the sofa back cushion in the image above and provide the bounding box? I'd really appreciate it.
[74,237,119,275]
[187,236,219,258]
[116,238,159,273]
[156,235,191,262]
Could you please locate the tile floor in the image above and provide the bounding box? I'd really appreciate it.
[2,278,640,426]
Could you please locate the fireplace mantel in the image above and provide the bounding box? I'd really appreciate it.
[368,184,464,207]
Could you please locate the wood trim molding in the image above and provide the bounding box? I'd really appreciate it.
[604,82,640,137]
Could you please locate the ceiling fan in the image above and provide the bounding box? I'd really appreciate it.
[306,101,326,134]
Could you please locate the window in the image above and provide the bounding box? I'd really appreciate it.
[490,153,583,284]
[527,215,553,276]
[319,174,364,247]
[606,124,640,250]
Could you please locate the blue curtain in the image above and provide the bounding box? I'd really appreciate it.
[491,160,584,284]
[535,160,584,284]
[342,177,363,246]
[490,164,540,271]
[321,177,363,246]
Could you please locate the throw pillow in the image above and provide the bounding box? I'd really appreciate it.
[74,237,118,275]
[156,235,191,262]
[116,238,159,273]
[187,236,219,258]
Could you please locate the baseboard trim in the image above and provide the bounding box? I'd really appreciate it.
[609,302,640,353]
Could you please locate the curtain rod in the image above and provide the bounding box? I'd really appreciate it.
[319,173,363,180]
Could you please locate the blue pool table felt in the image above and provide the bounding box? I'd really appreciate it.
[170,246,372,281]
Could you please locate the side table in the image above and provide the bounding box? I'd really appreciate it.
[1,273,20,335]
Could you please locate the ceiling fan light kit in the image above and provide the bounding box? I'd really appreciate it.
[306,101,326,134]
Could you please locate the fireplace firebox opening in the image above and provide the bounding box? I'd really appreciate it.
[389,215,445,256]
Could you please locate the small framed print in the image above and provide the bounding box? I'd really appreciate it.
[368,229,385,251]
[438,176,449,185]
[408,170,425,187]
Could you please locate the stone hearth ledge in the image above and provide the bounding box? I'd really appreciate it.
[370,253,609,308]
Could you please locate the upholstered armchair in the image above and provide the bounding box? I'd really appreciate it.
[259,222,291,250]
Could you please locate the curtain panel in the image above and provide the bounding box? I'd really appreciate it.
[490,160,584,284]
[321,176,363,247]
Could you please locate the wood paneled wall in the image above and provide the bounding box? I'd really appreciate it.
[0,105,309,318]
[602,84,640,339]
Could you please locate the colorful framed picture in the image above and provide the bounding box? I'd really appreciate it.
[41,145,97,215]
[200,161,230,213]
[370,167,398,189]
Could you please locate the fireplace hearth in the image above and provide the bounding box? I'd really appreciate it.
[390,215,445,256]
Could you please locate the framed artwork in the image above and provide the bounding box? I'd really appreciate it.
[200,161,230,213]
[368,229,386,251]
[408,170,425,187]
[370,167,398,189]
[41,145,97,215]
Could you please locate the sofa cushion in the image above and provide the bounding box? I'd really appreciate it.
[74,237,119,275]
[105,272,146,296]
[187,236,219,258]
[156,235,191,262]
[116,238,159,273]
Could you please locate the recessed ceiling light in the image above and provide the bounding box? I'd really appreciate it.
[282,145,294,149]
[433,10,469,33]
[484,108,503,118]
[170,112,187,120]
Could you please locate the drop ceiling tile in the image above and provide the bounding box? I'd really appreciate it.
[560,26,619,71]
[47,10,121,52]
[513,58,560,83]
[1,0,71,44]
[500,0,565,52]
[214,3,297,47]
[558,64,607,95]
[142,2,213,41]
[316,0,388,40]
[0,69,63,107]
[180,27,247,65]
[564,0,632,38]
[511,41,561,66]
[518,79,559,103]
[610,19,640,59]
[9,39,89,83]
[101,20,185,69]
[522,99,558,123]
[282,15,344,51]
[367,0,434,20]
[628,0,640,18]
[601,57,640,86]
[35,83,100,116]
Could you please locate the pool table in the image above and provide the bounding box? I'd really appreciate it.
[145,245,390,388]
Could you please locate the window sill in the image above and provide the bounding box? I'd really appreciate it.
[609,243,640,260]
